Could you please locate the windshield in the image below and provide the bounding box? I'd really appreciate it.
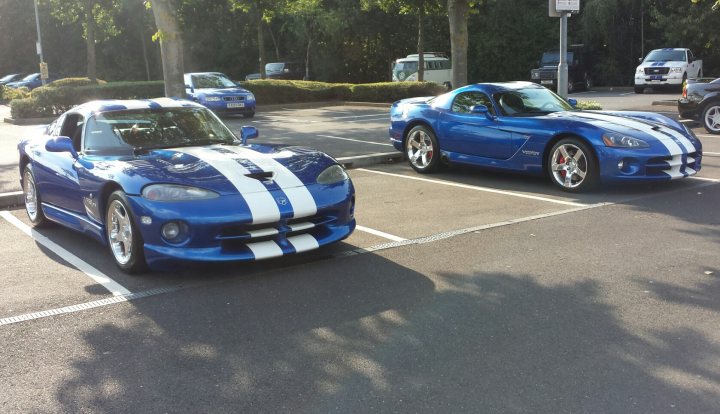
[644,50,685,62]
[83,107,237,154]
[394,61,418,72]
[493,87,573,116]
[0,74,17,82]
[22,74,38,81]
[191,73,236,89]
[540,52,574,66]
[265,63,284,72]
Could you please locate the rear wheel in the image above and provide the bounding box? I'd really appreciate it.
[106,191,147,273]
[702,102,720,134]
[23,165,48,226]
[405,125,442,173]
[634,86,644,94]
[548,138,598,192]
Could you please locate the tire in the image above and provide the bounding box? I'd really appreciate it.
[634,86,644,94]
[405,125,442,173]
[22,165,48,227]
[105,191,147,273]
[701,102,720,135]
[243,112,255,119]
[567,78,574,94]
[547,138,598,192]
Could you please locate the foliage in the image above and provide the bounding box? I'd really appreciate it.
[10,81,165,118]
[47,77,108,88]
[576,100,602,110]
[1,86,30,102]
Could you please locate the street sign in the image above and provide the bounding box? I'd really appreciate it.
[556,0,580,12]
[39,62,48,80]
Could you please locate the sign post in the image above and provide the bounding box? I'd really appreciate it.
[33,0,47,86]
[549,0,580,99]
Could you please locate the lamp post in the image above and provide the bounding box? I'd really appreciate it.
[33,0,47,86]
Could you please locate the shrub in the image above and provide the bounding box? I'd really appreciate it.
[2,86,30,102]
[349,82,445,102]
[48,77,107,88]
[576,100,602,110]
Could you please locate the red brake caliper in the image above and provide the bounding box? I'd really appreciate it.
[558,155,566,177]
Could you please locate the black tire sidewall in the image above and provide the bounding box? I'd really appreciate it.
[548,138,598,192]
[405,125,441,173]
[106,190,147,273]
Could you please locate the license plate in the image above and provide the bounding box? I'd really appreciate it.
[541,80,554,85]
[227,102,245,108]
[649,75,664,81]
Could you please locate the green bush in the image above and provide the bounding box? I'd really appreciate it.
[2,86,30,102]
[11,81,165,118]
[48,77,107,88]
[576,100,602,110]
[349,82,445,102]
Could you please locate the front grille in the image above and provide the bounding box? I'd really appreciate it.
[223,96,245,101]
[218,215,337,250]
[644,67,670,75]
[538,71,556,80]
[646,152,698,176]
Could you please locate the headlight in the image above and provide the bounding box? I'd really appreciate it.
[317,164,348,184]
[602,133,649,148]
[636,67,644,74]
[531,72,539,79]
[247,93,255,101]
[204,96,222,102]
[669,67,683,73]
[407,74,417,81]
[142,184,219,201]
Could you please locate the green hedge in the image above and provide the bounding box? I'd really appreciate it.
[48,77,107,88]
[10,79,444,119]
[11,81,165,119]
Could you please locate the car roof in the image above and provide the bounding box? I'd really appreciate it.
[185,72,227,77]
[70,98,206,117]
[454,81,545,94]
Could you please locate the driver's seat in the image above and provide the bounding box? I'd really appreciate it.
[499,93,524,115]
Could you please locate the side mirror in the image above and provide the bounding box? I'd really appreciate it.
[567,98,578,107]
[470,105,494,119]
[240,125,258,145]
[185,84,194,93]
[45,136,78,158]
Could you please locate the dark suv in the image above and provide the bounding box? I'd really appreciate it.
[530,46,592,93]
[245,62,304,81]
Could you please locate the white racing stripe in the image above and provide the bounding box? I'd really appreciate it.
[224,146,318,218]
[288,234,320,253]
[177,147,281,223]
[247,240,284,259]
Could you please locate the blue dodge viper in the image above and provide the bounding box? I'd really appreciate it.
[18,99,355,272]
[389,82,702,191]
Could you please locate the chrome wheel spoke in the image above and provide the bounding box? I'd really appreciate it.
[559,146,570,159]
[108,200,133,265]
[575,168,586,179]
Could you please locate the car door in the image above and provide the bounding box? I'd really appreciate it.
[33,113,86,214]
[437,91,514,159]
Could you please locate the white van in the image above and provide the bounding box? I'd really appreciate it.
[392,52,452,88]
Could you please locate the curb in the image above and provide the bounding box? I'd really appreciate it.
[0,152,404,211]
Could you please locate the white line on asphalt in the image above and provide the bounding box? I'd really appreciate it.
[703,152,720,157]
[0,211,131,296]
[331,113,387,119]
[697,134,719,139]
[336,151,401,162]
[689,176,720,182]
[317,135,394,147]
[356,225,406,242]
[355,168,589,207]
[620,92,635,96]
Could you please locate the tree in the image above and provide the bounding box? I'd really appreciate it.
[47,0,119,81]
[285,0,340,80]
[231,0,281,79]
[447,0,469,87]
[149,0,185,97]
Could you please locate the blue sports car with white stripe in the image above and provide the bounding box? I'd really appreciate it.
[18,98,355,273]
[389,81,702,192]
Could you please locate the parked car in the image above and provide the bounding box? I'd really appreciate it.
[391,52,452,89]
[634,48,702,93]
[185,72,256,118]
[5,73,52,89]
[245,62,304,81]
[530,45,592,93]
[18,98,356,272]
[389,81,702,192]
[0,73,27,85]
[678,77,720,134]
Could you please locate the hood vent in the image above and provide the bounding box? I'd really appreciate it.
[245,171,274,181]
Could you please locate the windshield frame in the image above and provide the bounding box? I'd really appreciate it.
[493,87,574,116]
[644,49,686,62]
[190,73,237,89]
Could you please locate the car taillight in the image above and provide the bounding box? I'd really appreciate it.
[682,85,687,98]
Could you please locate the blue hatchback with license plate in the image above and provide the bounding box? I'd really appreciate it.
[184,72,256,118]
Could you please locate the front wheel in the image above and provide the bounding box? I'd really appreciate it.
[243,112,255,119]
[702,102,720,134]
[106,191,147,273]
[634,86,645,94]
[23,165,48,226]
[405,125,442,173]
[548,138,598,192]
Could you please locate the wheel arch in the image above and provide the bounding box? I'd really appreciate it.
[542,133,599,175]
[402,120,437,149]
[19,154,30,178]
[98,181,125,224]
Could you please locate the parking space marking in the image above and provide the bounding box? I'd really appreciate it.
[690,176,720,182]
[331,113,387,120]
[0,211,131,297]
[703,151,720,157]
[698,134,719,139]
[356,225,407,242]
[317,135,394,147]
[356,168,589,207]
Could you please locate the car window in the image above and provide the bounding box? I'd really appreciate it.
[190,74,235,89]
[451,92,495,115]
[493,87,572,116]
[59,114,85,150]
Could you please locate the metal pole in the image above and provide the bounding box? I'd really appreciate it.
[640,1,644,58]
[557,12,568,99]
[33,0,46,86]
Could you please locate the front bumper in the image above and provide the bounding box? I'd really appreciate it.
[677,98,701,120]
[634,73,684,86]
[201,99,256,115]
[126,181,355,269]
[596,143,702,184]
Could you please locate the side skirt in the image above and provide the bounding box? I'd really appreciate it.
[41,203,107,245]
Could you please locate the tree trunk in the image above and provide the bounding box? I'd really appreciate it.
[151,0,185,98]
[417,1,424,82]
[140,25,151,81]
[305,37,312,81]
[258,10,266,79]
[268,22,280,61]
[85,0,96,82]
[447,0,469,88]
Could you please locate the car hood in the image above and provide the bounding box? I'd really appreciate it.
[547,111,698,148]
[105,144,337,196]
[196,87,251,96]
[637,60,685,69]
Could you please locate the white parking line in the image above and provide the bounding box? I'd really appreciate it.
[703,152,720,157]
[697,134,719,139]
[620,92,635,96]
[356,168,588,207]
[331,113,387,119]
[356,225,406,242]
[0,211,131,296]
[317,135,394,147]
